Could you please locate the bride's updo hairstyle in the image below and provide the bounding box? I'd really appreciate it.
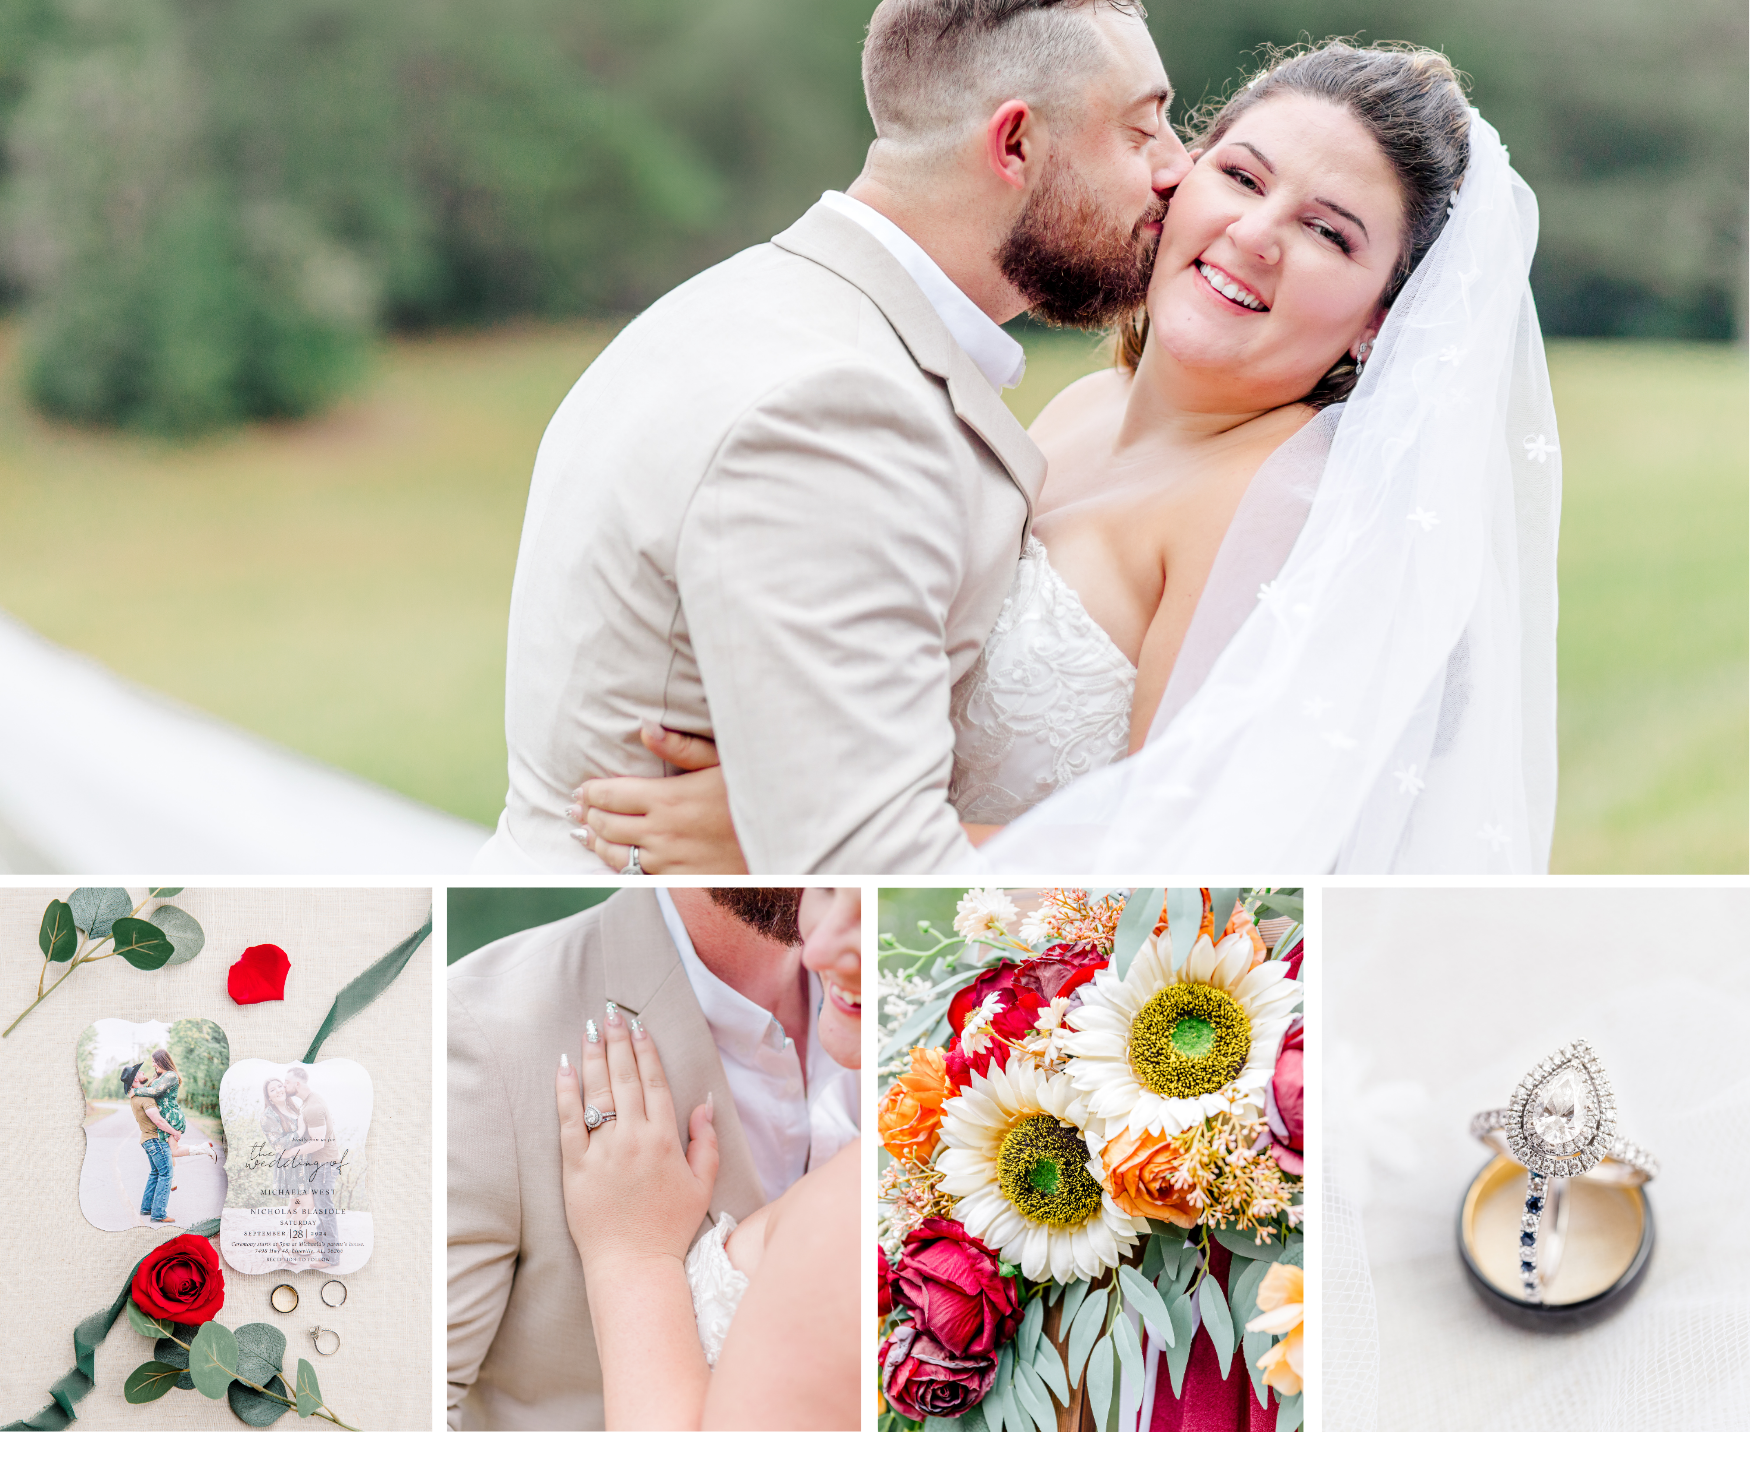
[1117,40,1471,407]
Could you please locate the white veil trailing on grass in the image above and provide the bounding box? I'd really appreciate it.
[980,112,1559,875]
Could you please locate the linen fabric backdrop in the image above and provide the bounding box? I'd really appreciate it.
[0,887,433,1431]
[1323,886,1750,1431]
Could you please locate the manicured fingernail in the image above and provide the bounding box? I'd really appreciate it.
[566,804,585,822]
[585,1019,598,1043]
[560,1053,572,1075]
[630,1016,646,1038]
[569,827,592,844]
[705,1090,715,1123]
[605,1000,620,1026]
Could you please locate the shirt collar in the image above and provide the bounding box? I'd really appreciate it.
[655,888,800,1059]
[818,190,1026,392]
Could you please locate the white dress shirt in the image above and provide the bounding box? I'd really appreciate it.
[656,890,859,1203]
[819,189,1026,391]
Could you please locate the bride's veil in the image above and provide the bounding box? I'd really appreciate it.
[979,111,1559,874]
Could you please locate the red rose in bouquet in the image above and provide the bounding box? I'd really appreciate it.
[890,1217,1020,1358]
[1264,1015,1304,1174]
[946,943,1106,1035]
[880,1322,997,1422]
[132,1233,226,1325]
[879,1246,893,1317]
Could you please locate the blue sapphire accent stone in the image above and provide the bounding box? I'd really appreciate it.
[1520,1260,1535,1273]
[1520,1231,1536,1247]
[1525,1196,1543,1212]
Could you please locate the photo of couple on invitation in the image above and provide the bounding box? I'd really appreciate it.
[482,0,1559,880]
[446,886,861,1430]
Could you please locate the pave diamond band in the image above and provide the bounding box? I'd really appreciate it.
[1472,1038,1657,1303]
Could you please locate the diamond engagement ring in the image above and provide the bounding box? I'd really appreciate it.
[582,1104,617,1131]
[620,845,642,875]
[1469,1038,1658,1304]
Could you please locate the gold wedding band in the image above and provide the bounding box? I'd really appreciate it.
[270,1284,299,1314]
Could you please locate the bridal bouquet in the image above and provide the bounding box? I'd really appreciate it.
[877,887,1304,1433]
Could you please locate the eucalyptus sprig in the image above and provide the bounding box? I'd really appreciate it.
[5,888,205,1038]
[124,1305,357,1430]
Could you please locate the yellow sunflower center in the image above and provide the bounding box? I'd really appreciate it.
[996,1113,1103,1228]
[1128,981,1251,1099]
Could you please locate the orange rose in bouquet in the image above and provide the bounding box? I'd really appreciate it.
[1098,1126,1201,1226]
[879,1046,950,1161]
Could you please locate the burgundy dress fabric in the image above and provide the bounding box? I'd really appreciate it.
[1144,1242,1277,1432]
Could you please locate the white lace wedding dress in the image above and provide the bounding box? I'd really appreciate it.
[949,536,1136,823]
[685,1213,749,1367]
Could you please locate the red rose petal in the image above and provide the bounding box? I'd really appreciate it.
[228,943,290,1005]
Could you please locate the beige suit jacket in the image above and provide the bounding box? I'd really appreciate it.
[485,201,1045,874]
[446,889,763,1430]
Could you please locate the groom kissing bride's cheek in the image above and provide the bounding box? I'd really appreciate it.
[481,0,1558,879]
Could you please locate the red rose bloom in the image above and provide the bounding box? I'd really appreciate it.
[132,1233,225,1325]
[1264,1016,1304,1175]
[880,1322,996,1422]
[891,1217,1020,1358]
[1281,938,1304,980]
[943,1030,1011,1090]
[878,1246,893,1317]
[946,943,1107,1035]
[228,943,290,1004]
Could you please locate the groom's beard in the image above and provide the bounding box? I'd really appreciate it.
[998,156,1165,330]
[707,888,804,946]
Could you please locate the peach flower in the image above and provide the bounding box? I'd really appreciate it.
[1246,1262,1304,1397]
[1097,1126,1201,1226]
[879,1046,950,1161]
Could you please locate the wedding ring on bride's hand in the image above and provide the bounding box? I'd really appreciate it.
[310,1326,341,1356]
[582,1104,617,1131]
[620,845,642,875]
[1461,1038,1658,1328]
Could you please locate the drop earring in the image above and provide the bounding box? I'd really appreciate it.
[1354,340,1373,375]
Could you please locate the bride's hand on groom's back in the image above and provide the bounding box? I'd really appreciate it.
[554,1004,719,1276]
[571,725,747,874]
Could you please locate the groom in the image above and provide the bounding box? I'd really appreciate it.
[482,0,1190,874]
[446,887,858,1429]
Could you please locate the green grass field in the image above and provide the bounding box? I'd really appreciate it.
[1,323,1742,872]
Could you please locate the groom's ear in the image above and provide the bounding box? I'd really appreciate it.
[984,98,1039,191]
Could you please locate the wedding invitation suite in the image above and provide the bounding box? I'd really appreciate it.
[217,1057,374,1274]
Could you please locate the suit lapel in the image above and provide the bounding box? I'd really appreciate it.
[772,203,1046,530]
[600,890,766,1222]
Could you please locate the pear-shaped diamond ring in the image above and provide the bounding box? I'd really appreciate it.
[1469,1039,1657,1303]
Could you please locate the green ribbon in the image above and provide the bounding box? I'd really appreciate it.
[4,1219,221,1431]
[302,911,432,1063]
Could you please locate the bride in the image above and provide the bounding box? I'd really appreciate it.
[571,41,1559,875]
[552,886,860,1429]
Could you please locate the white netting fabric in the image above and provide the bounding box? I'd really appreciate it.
[1324,888,1750,1431]
[979,112,1558,875]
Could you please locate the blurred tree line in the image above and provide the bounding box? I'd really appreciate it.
[0,0,1742,434]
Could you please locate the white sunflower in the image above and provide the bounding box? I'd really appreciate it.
[936,1055,1146,1283]
[1062,928,1300,1138]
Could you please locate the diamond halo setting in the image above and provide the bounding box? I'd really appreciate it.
[1503,1038,1614,1178]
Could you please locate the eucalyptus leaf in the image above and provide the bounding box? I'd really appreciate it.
[1012,1358,1055,1431]
[1276,1389,1304,1432]
[148,904,206,965]
[1212,1226,1285,1261]
[154,1334,195,1391]
[922,1413,964,1432]
[189,1320,239,1399]
[959,1400,988,1432]
[123,1360,181,1404]
[1017,1294,1044,1365]
[1112,888,1164,975]
[1065,1285,1108,1387]
[228,1372,292,1427]
[1206,888,1242,945]
[1118,1263,1175,1346]
[1256,891,1304,924]
[1159,1239,1199,1300]
[1034,1336,1068,1404]
[232,1322,287,1389]
[126,1301,172,1340]
[109,917,174,972]
[1229,1256,1275,1408]
[148,887,184,897]
[1164,1291,1197,1397]
[993,1343,1026,1432]
[1084,1332,1114,1433]
[38,899,77,962]
[879,991,954,1063]
[1112,1309,1144,1392]
[1199,1274,1237,1378]
[1046,1281,1063,1306]
[1140,1234,1167,1282]
[69,887,132,940]
[1280,1235,1305,1270]
[1242,1328,1276,1411]
[1059,1276,1091,1340]
[1165,888,1204,971]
